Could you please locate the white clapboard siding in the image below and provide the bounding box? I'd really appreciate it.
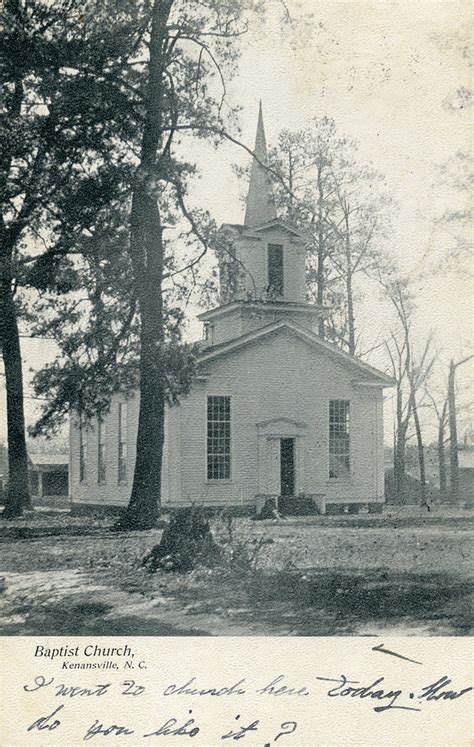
[70,326,385,509]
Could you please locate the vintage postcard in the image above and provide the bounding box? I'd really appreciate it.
[0,0,472,744]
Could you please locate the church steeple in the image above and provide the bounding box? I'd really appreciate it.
[244,102,277,227]
[201,104,328,347]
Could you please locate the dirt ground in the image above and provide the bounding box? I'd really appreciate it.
[0,506,472,636]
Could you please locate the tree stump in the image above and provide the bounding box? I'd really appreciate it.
[142,507,221,573]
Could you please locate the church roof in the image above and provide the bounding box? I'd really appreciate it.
[244,102,277,227]
[197,320,394,386]
[249,217,306,238]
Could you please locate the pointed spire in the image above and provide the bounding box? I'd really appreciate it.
[244,101,277,227]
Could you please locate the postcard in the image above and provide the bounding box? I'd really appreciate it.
[0,0,472,744]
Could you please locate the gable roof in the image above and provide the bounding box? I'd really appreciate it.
[220,218,306,242]
[248,218,306,240]
[198,320,394,386]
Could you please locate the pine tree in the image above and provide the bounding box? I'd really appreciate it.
[26,0,274,529]
[114,0,264,529]
[1,0,145,517]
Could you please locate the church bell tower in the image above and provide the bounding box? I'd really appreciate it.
[199,103,326,346]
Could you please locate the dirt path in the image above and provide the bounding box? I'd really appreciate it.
[0,568,278,636]
[1,563,469,637]
[0,569,190,635]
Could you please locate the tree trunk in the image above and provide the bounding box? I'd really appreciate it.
[117,190,165,531]
[448,360,459,501]
[344,213,355,355]
[438,399,448,498]
[316,165,325,339]
[393,385,408,500]
[287,149,294,221]
[394,435,406,499]
[411,391,426,506]
[115,0,172,531]
[346,267,355,354]
[0,277,32,517]
[1,0,30,517]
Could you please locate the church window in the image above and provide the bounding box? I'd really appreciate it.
[79,418,87,482]
[329,400,350,478]
[98,417,107,484]
[207,396,231,480]
[268,243,284,297]
[118,403,128,483]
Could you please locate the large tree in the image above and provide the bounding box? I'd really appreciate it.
[429,151,473,274]
[447,355,474,501]
[383,280,413,501]
[269,120,345,339]
[382,275,437,505]
[28,0,282,530]
[0,0,144,517]
[115,0,271,530]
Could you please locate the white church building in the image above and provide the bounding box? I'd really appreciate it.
[70,107,393,515]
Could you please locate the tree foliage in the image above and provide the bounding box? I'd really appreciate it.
[112,0,265,529]
[1,0,147,516]
[8,0,277,528]
[265,117,393,353]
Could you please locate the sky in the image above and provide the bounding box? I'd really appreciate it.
[186,0,473,439]
[1,0,472,445]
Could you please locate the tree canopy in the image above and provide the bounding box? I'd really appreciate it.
[2,0,278,522]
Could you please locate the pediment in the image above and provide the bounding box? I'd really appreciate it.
[256,417,307,438]
[219,220,306,241]
[249,218,306,240]
[198,320,394,387]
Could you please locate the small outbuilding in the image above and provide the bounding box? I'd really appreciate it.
[458,425,474,503]
[28,453,69,502]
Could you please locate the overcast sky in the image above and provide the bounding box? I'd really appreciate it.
[189,0,473,438]
[198,0,472,345]
[1,0,472,444]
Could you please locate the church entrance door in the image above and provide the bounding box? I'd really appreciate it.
[280,438,295,496]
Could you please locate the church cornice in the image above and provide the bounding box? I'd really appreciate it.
[198,298,328,322]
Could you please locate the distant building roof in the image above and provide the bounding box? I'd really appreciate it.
[29,453,68,467]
